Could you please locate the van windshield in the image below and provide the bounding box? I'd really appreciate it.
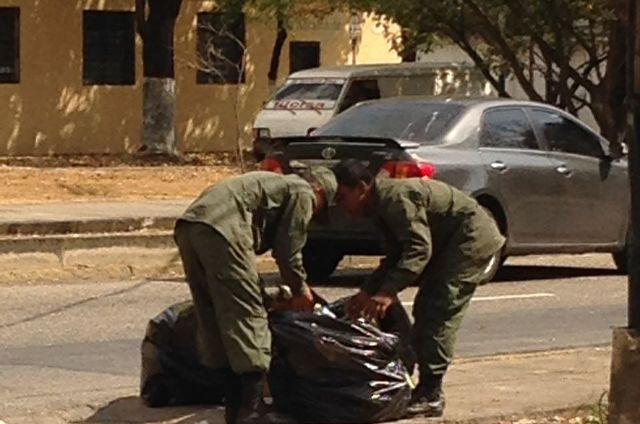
[265,78,344,111]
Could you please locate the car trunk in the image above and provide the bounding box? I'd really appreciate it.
[265,136,416,175]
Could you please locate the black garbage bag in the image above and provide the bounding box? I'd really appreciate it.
[140,301,227,407]
[269,304,413,424]
[328,298,416,373]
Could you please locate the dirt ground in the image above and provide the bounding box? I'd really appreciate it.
[0,153,250,204]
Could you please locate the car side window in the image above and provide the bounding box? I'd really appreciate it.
[480,108,539,149]
[531,109,604,158]
[339,79,381,113]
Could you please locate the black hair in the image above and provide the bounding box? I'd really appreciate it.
[333,159,374,188]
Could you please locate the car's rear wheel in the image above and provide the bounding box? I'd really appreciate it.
[302,245,344,282]
[479,206,506,283]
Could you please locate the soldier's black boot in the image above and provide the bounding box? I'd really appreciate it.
[406,375,446,417]
[224,371,242,424]
[236,372,297,424]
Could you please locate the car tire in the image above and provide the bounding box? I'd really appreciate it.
[302,246,344,282]
[479,206,506,284]
[612,231,630,274]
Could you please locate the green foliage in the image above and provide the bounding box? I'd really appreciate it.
[334,0,627,142]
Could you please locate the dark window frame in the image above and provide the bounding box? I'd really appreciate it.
[83,10,136,86]
[530,108,605,159]
[480,107,541,150]
[0,7,20,84]
[338,78,381,113]
[289,40,320,74]
[197,12,246,85]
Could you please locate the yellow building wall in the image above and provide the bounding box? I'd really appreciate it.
[0,1,399,155]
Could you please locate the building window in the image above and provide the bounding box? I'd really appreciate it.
[0,8,19,84]
[83,11,135,85]
[289,41,320,74]
[197,12,246,85]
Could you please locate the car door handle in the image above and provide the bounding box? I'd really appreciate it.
[556,164,572,176]
[490,161,508,172]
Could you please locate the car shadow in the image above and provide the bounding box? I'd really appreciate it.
[254,262,621,289]
[76,396,226,424]
[493,264,621,283]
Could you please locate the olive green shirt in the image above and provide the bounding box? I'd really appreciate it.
[179,171,316,295]
[363,178,505,295]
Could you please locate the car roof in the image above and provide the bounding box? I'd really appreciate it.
[288,62,479,79]
[354,96,568,113]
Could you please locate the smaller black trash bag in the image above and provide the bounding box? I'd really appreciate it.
[269,304,412,424]
[140,301,227,407]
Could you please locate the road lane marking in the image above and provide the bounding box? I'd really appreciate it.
[401,293,555,307]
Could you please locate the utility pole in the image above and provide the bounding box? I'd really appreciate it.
[608,1,640,422]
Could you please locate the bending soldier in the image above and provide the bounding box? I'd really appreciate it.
[174,168,337,424]
[333,159,504,418]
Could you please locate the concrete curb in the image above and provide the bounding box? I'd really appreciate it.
[0,231,180,284]
[0,217,176,236]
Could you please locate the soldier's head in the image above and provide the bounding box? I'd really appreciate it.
[333,159,375,216]
[303,166,338,217]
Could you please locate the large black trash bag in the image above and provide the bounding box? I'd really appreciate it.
[328,298,416,373]
[269,303,413,424]
[140,301,227,407]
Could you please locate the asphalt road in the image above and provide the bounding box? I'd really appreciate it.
[0,253,627,417]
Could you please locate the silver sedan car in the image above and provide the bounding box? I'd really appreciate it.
[263,97,630,280]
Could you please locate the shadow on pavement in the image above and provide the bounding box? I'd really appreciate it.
[256,262,620,288]
[494,264,620,282]
[78,396,226,424]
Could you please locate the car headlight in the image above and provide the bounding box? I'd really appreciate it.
[253,128,271,139]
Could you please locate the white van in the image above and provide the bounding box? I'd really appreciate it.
[252,62,495,158]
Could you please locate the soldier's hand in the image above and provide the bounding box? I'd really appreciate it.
[364,292,395,321]
[348,291,395,322]
[347,291,372,320]
[287,287,315,312]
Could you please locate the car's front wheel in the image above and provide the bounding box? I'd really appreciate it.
[612,231,630,274]
[302,245,344,282]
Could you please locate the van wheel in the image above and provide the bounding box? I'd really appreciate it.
[479,206,506,283]
[302,246,343,282]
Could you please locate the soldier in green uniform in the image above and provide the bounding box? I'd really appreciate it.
[333,159,505,418]
[173,168,337,424]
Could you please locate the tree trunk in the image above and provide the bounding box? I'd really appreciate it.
[400,29,417,62]
[136,0,183,156]
[267,17,288,92]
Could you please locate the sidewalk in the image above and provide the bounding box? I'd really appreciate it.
[1,347,610,424]
[0,200,188,235]
[0,200,189,284]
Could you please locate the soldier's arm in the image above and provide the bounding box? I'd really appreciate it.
[271,192,314,296]
[377,193,432,294]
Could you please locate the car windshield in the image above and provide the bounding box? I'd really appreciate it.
[265,79,344,111]
[315,101,465,143]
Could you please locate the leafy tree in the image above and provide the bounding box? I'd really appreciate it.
[342,0,629,149]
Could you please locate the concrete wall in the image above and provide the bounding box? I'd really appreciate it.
[0,1,399,155]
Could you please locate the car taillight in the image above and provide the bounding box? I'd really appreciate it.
[380,160,436,179]
[259,158,284,174]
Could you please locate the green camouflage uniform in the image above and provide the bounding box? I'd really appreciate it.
[174,171,317,374]
[361,178,505,379]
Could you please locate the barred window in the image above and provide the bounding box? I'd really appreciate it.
[0,8,19,84]
[197,12,246,84]
[83,11,135,85]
